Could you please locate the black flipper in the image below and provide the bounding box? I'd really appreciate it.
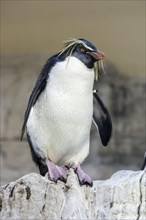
[21,54,58,140]
[93,91,112,146]
[141,152,146,170]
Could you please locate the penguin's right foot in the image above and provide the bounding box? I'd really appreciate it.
[74,164,93,187]
[45,159,67,183]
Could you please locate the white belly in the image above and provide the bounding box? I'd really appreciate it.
[27,57,94,165]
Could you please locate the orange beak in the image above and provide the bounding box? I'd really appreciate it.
[89,50,105,61]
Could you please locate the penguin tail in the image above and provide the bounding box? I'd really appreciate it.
[26,133,48,176]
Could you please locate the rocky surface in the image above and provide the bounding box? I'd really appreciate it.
[1,54,145,185]
[0,169,145,220]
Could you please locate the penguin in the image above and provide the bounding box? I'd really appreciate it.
[21,38,112,187]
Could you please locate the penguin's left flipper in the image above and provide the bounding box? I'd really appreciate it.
[21,55,57,140]
[93,91,112,146]
[141,152,146,170]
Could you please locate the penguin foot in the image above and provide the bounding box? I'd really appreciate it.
[75,164,93,187]
[45,159,67,183]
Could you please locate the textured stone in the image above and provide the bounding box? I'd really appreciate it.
[0,169,145,220]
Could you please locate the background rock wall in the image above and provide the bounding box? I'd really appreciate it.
[1,54,145,185]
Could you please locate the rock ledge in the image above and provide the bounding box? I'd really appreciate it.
[0,169,145,220]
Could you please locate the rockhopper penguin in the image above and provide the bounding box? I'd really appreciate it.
[21,38,112,187]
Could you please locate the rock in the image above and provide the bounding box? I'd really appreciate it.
[0,169,145,220]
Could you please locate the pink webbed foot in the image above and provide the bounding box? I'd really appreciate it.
[46,159,67,183]
[75,164,93,187]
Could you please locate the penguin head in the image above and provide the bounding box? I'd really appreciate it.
[58,38,105,69]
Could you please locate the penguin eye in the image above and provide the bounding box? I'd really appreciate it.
[79,47,85,53]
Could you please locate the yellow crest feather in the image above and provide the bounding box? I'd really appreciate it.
[58,38,105,80]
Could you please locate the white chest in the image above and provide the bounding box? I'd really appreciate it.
[27,57,94,164]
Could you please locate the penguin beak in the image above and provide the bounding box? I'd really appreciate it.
[89,50,105,61]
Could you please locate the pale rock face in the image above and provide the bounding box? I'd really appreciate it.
[0,170,145,220]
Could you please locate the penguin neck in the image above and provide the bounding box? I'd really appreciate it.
[48,57,95,94]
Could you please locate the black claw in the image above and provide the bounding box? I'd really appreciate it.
[77,175,93,187]
[53,179,58,183]
[79,179,93,187]
[48,174,57,183]
[58,176,67,183]
[50,175,67,184]
[88,181,93,187]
